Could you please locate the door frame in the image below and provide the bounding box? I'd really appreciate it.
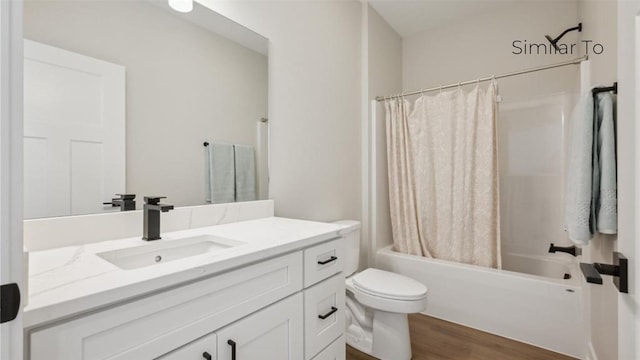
[617,1,640,359]
[0,0,23,359]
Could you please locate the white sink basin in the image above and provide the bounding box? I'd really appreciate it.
[97,235,245,270]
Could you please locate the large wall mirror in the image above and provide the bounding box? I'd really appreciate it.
[23,0,269,219]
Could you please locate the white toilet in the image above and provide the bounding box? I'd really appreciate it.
[334,220,427,360]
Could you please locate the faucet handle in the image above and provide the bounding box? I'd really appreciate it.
[116,194,136,200]
[144,196,167,205]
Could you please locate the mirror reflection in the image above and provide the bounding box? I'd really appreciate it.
[23,0,269,219]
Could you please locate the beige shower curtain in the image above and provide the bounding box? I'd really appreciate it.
[385,82,500,268]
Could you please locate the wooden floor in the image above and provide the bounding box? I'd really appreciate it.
[346,314,577,360]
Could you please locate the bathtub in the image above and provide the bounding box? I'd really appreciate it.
[376,246,587,359]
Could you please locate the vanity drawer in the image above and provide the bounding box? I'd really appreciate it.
[30,252,302,360]
[304,273,345,360]
[157,332,217,360]
[312,335,346,360]
[304,238,344,287]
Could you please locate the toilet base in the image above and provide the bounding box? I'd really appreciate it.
[372,310,411,360]
[345,294,412,360]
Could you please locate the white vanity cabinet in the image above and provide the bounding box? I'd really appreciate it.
[27,237,345,360]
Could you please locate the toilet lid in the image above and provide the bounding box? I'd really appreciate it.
[352,268,427,301]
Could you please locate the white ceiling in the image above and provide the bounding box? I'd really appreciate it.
[369,0,510,38]
[151,0,268,55]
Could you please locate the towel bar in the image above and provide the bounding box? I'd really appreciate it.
[592,82,617,95]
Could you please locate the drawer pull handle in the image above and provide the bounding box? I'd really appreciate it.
[317,256,337,265]
[228,339,236,360]
[318,306,338,320]
[202,352,212,360]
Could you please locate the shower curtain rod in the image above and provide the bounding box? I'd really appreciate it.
[375,55,588,101]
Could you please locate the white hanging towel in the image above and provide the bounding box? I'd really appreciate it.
[234,144,256,202]
[205,143,235,204]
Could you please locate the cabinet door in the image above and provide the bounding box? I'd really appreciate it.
[216,293,303,360]
[155,332,216,360]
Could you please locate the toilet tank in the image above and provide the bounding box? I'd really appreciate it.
[332,220,361,277]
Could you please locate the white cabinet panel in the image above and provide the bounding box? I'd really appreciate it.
[304,274,345,360]
[303,238,344,287]
[156,332,216,360]
[216,293,303,360]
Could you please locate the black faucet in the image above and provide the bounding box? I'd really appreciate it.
[548,243,581,257]
[103,194,136,211]
[143,196,174,241]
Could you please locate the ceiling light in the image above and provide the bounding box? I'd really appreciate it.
[168,0,193,13]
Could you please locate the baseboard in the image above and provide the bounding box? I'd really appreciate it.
[586,342,598,360]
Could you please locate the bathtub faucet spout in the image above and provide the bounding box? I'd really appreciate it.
[548,243,581,257]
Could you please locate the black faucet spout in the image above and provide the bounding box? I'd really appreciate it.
[146,204,174,213]
[548,243,581,257]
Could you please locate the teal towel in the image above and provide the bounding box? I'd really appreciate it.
[234,144,256,202]
[205,143,235,204]
[565,89,618,245]
[565,91,594,244]
[595,92,617,234]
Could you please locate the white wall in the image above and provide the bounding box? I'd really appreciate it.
[402,1,580,100]
[616,1,639,359]
[23,0,268,208]
[400,1,580,258]
[197,1,362,222]
[577,1,619,359]
[366,5,402,260]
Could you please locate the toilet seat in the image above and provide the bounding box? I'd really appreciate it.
[346,269,427,314]
[352,269,427,301]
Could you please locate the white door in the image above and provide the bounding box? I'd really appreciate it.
[23,40,125,219]
[618,2,640,359]
[216,293,303,360]
[0,0,23,359]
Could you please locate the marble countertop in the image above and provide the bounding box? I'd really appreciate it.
[24,216,347,329]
